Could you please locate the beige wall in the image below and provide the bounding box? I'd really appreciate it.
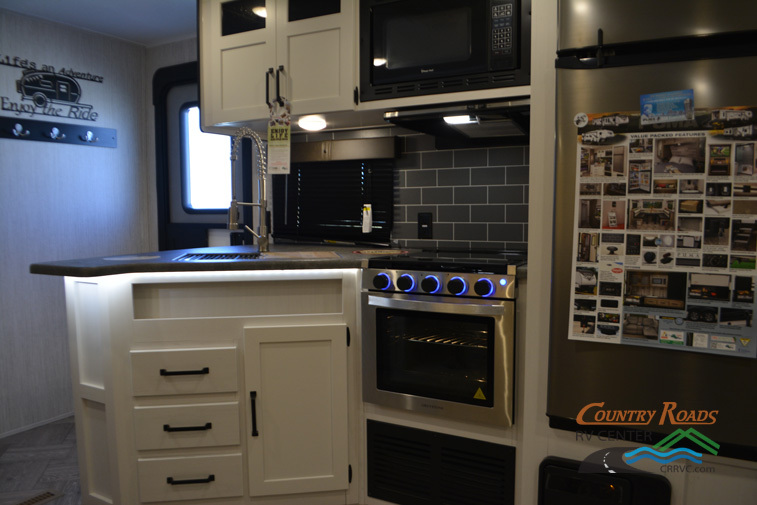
[0,8,196,436]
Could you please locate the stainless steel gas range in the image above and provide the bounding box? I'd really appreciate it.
[361,250,525,427]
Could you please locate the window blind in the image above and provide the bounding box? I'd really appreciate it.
[272,159,394,243]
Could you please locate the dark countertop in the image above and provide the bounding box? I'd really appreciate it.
[30,244,407,277]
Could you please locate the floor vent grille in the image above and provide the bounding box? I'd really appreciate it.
[12,490,60,505]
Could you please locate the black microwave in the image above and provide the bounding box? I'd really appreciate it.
[359,0,530,102]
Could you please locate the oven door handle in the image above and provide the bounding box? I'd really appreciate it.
[368,295,506,316]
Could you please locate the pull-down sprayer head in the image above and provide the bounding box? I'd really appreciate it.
[228,127,270,252]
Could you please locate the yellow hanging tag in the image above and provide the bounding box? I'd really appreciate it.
[267,99,291,174]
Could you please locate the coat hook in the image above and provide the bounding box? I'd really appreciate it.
[12,123,30,137]
[80,131,98,143]
[49,127,66,140]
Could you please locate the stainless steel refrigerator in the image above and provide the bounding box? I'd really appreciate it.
[549,0,757,461]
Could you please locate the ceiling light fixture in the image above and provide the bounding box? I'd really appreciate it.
[252,6,267,18]
[298,115,327,131]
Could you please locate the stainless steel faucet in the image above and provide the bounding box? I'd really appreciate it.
[228,127,270,252]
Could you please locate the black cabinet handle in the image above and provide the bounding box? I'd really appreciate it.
[159,367,209,377]
[250,391,259,437]
[275,65,285,105]
[163,422,212,433]
[166,474,215,485]
[265,67,274,106]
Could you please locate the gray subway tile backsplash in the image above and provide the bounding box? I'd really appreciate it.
[422,187,455,205]
[506,204,530,223]
[490,146,526,166]
[394,133,528,249]
[405,169,437,187]
[297,128,528,250]
[437,168,470,187]
[437,205,470,223]
[421,150,454,169]
[398,187,421,206]
[455,223,488,241]
[488,223,524,243]
[471,205,506,223]
[471,166,506,186]
[488,185,525,204]
[454,149,488,167]
[454,186,488,205]
[506,165,530,185]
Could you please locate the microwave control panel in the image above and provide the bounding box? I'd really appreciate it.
[490,0,518,69]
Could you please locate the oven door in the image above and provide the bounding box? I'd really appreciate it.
[362,292,515,426]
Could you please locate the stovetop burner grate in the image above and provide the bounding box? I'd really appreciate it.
[368,248,526,274]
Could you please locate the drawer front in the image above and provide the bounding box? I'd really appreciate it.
[131,347,237,396]
[133,402,240,450]
[137,453,243,503]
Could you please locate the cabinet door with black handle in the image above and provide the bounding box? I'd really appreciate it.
[243,323,349,497]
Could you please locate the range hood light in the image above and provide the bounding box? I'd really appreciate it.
[443,115,475,125]
[252,6,267,18]
[298,115,327,131]
[384,98,530,148]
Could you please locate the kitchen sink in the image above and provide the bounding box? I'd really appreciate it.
[173,252,261,262]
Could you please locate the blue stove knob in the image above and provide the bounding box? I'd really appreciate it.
[474,278,495,297]
[397,273,416,292]
[421,275,441,293]
[447,276,468,296]
[373,272,392,291]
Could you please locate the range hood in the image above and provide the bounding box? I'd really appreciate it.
[384,98,530,149]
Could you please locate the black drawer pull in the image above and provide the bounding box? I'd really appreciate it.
[166,474,215,485]
[163,422,212,432]
[159,367,209,377]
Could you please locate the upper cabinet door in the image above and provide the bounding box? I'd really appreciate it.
[199,0,277,128]
[199,0,356,129]
[276,0,356,116]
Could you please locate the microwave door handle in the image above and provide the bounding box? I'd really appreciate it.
[367,295,506,316]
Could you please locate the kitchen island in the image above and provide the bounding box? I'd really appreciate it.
[30,243,392,277]
[30,243,394,505]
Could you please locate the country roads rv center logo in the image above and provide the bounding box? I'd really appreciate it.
[575,401,720,474]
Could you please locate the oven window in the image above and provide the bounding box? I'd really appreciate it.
[375,308,495,407]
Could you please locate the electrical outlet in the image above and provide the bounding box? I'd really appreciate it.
[418,212,433,239]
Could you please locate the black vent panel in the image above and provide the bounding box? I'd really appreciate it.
[367,420,515,505]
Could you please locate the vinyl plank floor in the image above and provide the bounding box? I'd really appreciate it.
[0,416,80,505]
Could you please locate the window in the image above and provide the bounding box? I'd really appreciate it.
[272,160,394,243]
[154,61,249,250]
[180,104,231,211]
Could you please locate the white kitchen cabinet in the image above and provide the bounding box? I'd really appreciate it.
[63,269,361,505]
[199,0,356,129]
[133,402,241,450]
[130,347,239,396]
[244,324,349,497]
[136,453,244,503]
